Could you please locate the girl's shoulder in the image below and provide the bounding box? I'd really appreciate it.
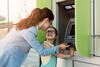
[43,41,54,47]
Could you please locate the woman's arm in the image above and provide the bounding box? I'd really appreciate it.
[21,29,60,56]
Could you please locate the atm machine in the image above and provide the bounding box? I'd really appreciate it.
[53,0,100,67]
[65,18,75,49]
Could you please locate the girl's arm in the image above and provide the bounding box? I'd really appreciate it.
[55,47,74,58]
[55,53,71,58]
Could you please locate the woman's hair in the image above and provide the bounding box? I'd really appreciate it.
[15,8,54,30]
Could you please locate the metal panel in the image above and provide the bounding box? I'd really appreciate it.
[57,58,73,67]
[93,0,100,56]
[74,61,100,67]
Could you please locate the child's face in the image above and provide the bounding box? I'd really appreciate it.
[46,28,56,40]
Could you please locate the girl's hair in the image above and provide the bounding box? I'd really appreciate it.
[47,27,58,45]
[49,27,57,36]
[15,8,54,30]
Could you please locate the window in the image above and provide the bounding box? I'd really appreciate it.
[0,0,39,67]
[0,0,9,38]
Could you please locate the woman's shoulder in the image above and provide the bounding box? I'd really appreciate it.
[19,26,38,37]
[27,26,37,31]
[21,26,38,33]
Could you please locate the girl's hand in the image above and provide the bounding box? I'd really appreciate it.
[69,47,75,56]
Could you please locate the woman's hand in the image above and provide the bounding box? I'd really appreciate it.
[59,44,69,50]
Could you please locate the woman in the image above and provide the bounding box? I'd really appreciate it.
[41,27,74,67]
[0,8,66,67]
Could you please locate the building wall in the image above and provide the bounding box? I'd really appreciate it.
[54,0,100,67]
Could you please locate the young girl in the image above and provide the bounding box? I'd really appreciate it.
[41,27,74,67]
[0,8,67,67]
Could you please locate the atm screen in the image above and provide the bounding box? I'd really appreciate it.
[70,24,75,35]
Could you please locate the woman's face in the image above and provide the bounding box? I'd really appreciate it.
[40,18,52,31]
[46,28,56,40]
